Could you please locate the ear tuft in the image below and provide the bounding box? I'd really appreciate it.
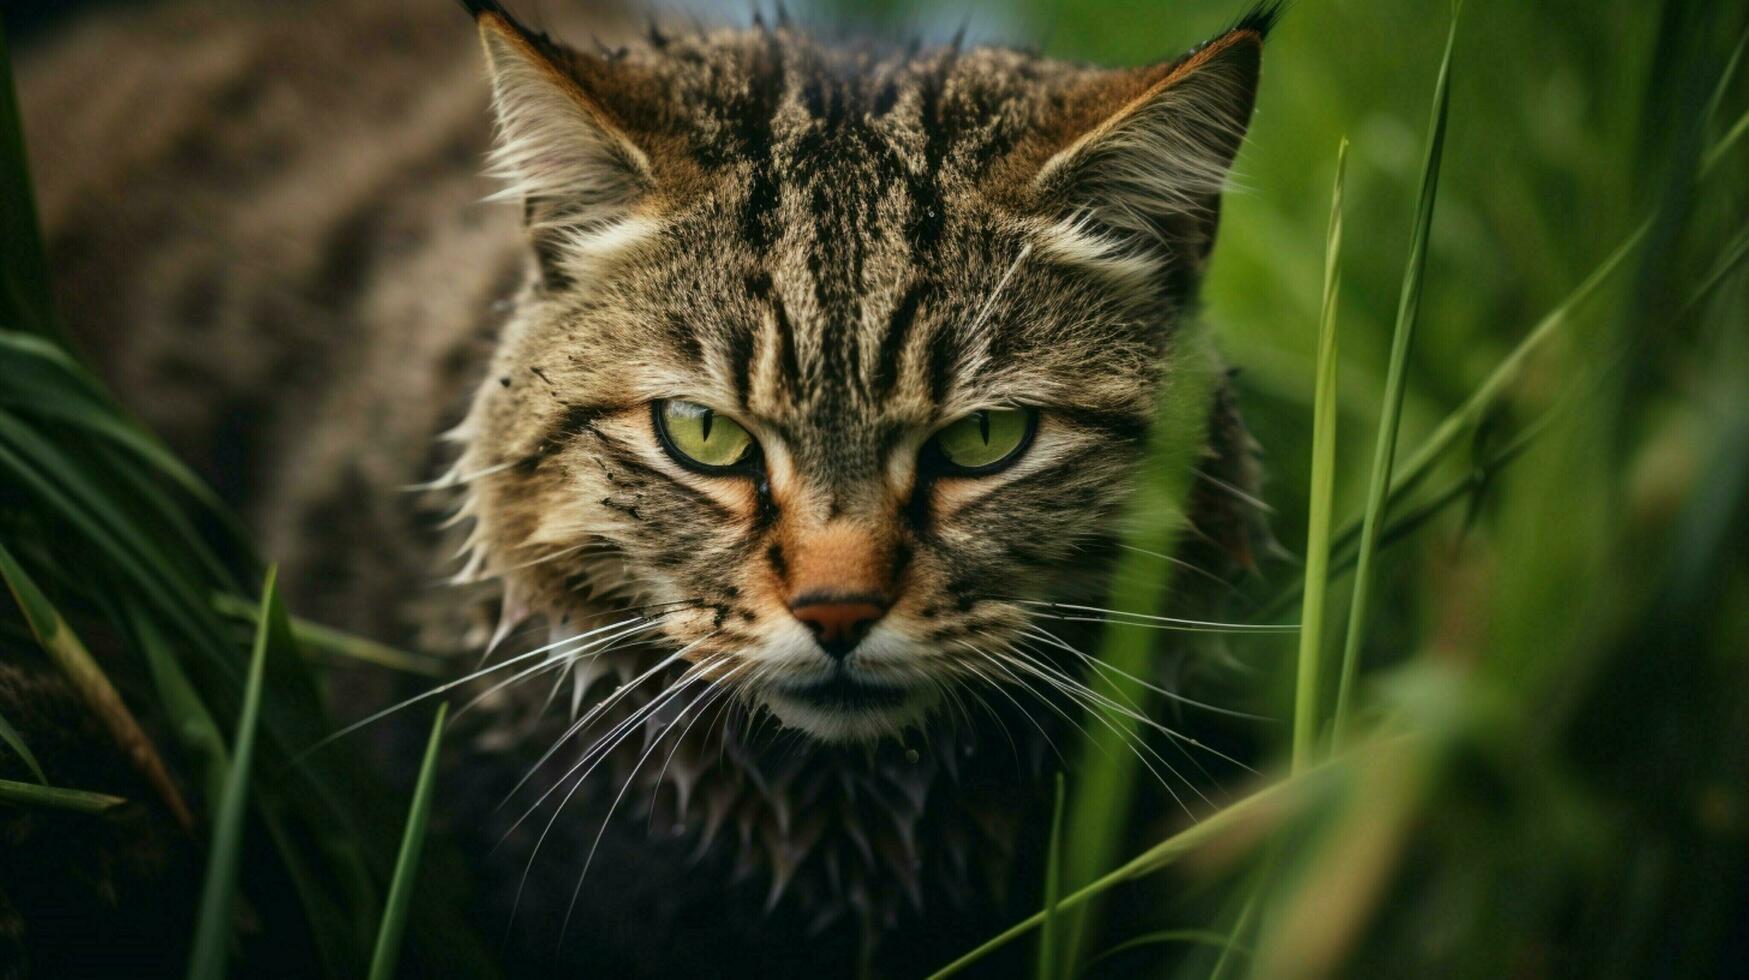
[471,3,653,278]
[1232,0,1286,40]
[1033,17,1272,265]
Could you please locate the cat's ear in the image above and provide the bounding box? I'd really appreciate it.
[467,2,653,281]
[1031,9,1275,268]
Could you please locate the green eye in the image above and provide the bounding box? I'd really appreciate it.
[654,400,756,471]
[930,408,1036,473]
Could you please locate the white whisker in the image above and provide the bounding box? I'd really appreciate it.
[1016,599,1296,633]
[504,645,721,931]
[296,615,653,761]
[1022,624,1272,721]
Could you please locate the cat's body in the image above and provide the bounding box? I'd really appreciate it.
[9,1,1270,975]
[19,0,526,647]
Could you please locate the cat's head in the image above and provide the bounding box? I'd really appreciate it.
[450,1,1273,742]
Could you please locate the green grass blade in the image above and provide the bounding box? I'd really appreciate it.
[212,592,446,677]
[1292,138,1347,773]
[1036,771,1066,980]
[1700,101,1749,176]
[1083,929,1252,973]
[1330,8,1460,749]
[1260,214,1746,626]
[129,603,232,812]
[187,566,280,980]
[0,421,228,665]
[1207,885,1262,980]
[0,333,227,507]
[1348,225,1640,525]
[0,22,58,339]
[1701,30,1746,127]
[0,707,46,783]
[0,775,126,814]
[1259,55,1749,624]
[930,761,1335,979]
[1685,221,1749,313]
[1054,326,1225,970]
[0,539,194,828]
[0,331,258,560]
[0,412,214,604]
[368,703,450,980]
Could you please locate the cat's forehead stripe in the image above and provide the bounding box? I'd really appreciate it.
[516,25,1214,490]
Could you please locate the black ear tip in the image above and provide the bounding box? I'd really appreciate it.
[1234,0,1287,40]
[458,0,509,20]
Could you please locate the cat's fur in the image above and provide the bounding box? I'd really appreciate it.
[10,0,1271,974]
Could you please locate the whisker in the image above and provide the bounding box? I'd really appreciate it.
[561,663,735,943]
[953,680,1023,769]
[993,646,1199,814]
[1113,542,1243,593]
[967,242,1034,338]
[1194,468,1275,514]
[950,639,1078,772]
[1017,637,1259,775]
[400,457,520,492]
[645,675,739,830]
[295,615,655,761]
[504,647,722,932]
[496,636,714,819]
[1011,638,1231,803]
[452,620,665,722]
[1014,599,1297,633]
[1022,625,1273,721]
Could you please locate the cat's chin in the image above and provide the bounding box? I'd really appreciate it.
[760,680,938,744]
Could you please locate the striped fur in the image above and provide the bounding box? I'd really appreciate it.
[453,3,1271,742]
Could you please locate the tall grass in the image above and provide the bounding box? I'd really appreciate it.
[1331,10,1457,750]
[1291,137,1346,772]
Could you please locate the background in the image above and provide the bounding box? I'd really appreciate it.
[2,0,1746,977]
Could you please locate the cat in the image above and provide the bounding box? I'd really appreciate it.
[9,0,1272,974]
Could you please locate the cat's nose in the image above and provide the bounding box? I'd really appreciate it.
[789,593,888,660]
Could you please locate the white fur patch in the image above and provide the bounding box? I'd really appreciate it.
[1031,214,1164,288]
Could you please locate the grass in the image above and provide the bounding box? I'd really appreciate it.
[4,1,1749,978]
[369,702,449,980]
[1332,8,1458,749]
[0,707,44,783]
[186,566,277,980]
[1291,136,1346,771]
[0,538,193,829]
[0,776,127,813]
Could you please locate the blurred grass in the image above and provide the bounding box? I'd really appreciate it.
[0,775,127,813]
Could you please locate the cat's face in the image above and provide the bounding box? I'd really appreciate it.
[453,5,1268,741]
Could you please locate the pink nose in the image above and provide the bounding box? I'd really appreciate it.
[790,595,887,660]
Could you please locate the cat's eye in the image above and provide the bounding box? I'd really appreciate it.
[928,407,1037,475]
[653,400,757,473]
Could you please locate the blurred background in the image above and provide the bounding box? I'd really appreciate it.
[5,0,1747,977]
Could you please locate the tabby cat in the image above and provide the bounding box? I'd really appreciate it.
[9,0,1272,974]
